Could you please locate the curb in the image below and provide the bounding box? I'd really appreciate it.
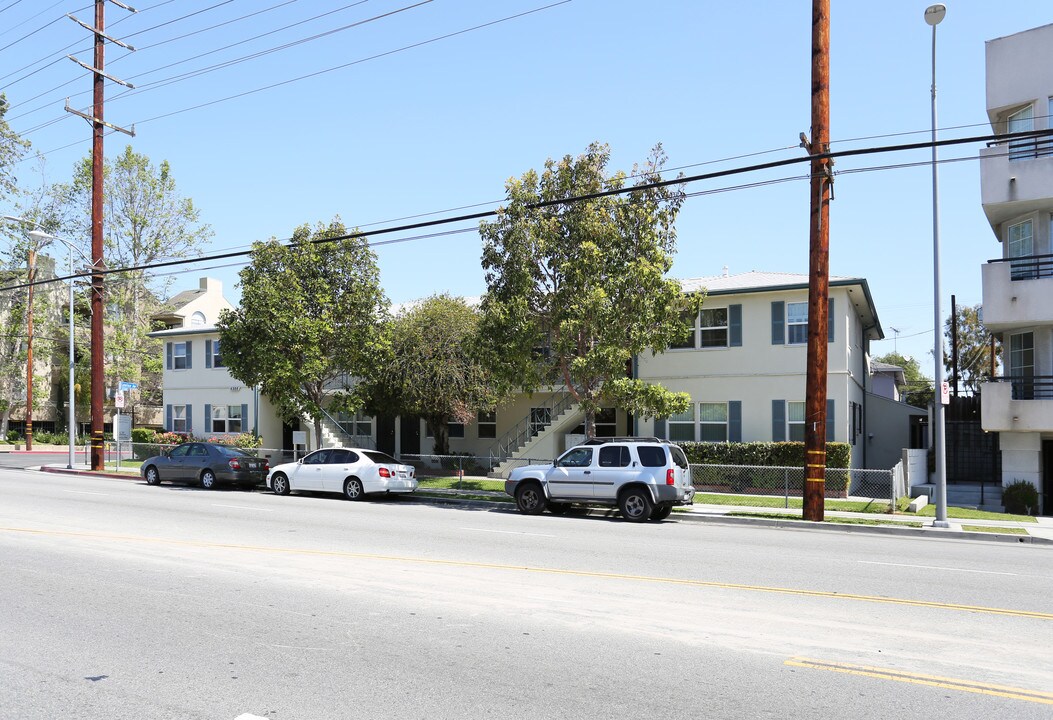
[38,466,142,481]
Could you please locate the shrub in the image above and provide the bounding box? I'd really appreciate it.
[1002,480,1039,516]
[680,441,851,468]
[131,428,155,444]
[197,433,262,448]
[7,430,20,442]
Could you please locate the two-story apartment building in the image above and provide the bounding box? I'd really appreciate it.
[979,23,1053,513]
[155,272,922,472]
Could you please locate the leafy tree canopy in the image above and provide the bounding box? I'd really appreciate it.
[944,303,997,395]
[0,93,30,204]
[478,142,698,437]
[217,219,388,447]
[361,294,495,455]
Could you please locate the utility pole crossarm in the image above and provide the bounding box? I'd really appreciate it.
[64,98,135,136]
[66,13,135,50]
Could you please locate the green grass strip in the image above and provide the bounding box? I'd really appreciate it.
[960,525,1030,535]
[726,511,924,528]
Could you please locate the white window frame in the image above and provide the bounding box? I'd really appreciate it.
[699,308,729,349]
[173,342,188,370]
[172,405,188,433]
[477,410,496,439]
[667,404,695,442]
[786,302,808,345]
[787,401,806,442]
[1008,104,1035,161]
[670,310,698,350]
[190,311,206,327]
[698,402,729,443]
[211,405,242,434]
[210,340,224,368]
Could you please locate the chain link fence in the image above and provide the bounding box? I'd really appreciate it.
[691,464,897,504]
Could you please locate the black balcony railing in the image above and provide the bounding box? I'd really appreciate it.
[987,253,1053,281]
[1006,136,1053,161]
[990,375,1053,400]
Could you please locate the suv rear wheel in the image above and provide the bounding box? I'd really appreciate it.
[650,502,673,521]
[515,482,546,515]
[619,488,653,523]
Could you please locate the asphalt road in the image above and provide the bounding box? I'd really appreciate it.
[1,466,1051,720]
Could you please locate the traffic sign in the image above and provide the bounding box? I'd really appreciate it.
[118,381,138,391]
[114,390,125,408]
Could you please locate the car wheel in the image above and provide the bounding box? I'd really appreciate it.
[548,502,570,515]
[144,466,161,486]
[200,469,217,490]
[271,473,290,496]
[344,477,365,501]
[650,502,673,521]
[515,482,546,515]
[619,488,653,523]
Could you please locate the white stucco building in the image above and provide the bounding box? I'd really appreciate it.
[978,23,1053,512]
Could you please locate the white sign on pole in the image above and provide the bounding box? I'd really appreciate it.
[113,414,131,442]
[940,381,950,405]
[114,390,125,408]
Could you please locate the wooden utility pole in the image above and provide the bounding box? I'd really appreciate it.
[64,0,136,470]
[803,0,831,522]
[25,249,36,450]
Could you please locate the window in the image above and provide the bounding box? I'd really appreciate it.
[699,308,728,348]
[637,446,666,467]
[210,340,224,368]
[530,407,551,436]
[190,311,206,327]
[337,412,372,437]
[787,401,806,442]
[598,446,630,468]
[172,405,187,433]
[304,449,332,465]
[211,405,243,433]
[1007,220,1035,279]
[786,303,808,345]
[699,402,728,442]
[670,310,697,349]
[572,408,617,437]
[169,444,189,458]
[1008,104,1035,161]
[667,405,695,442]
[477,410,496,439]
[447,421,465,438]
[173,342,188,370]
[1010,332,1035,399]
[558,447,592,468]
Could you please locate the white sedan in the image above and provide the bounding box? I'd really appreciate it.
[267,447,417,500]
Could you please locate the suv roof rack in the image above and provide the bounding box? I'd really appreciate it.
[581,436,666,445]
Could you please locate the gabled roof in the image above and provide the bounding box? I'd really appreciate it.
[164,287,206,310]
[870,360,906,385]
[678,270,884,341]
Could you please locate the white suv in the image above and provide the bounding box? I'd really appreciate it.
[504,438,695,522]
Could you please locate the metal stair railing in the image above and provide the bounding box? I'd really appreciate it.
[316,406,377,449]
[486,388,577,461]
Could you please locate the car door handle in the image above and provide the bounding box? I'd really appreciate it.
[583,470,591,474]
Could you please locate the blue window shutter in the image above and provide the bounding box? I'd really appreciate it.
[771,301,785,345]
[826,399,835,442]
[204,404,211,434]
[185,340,193,370]
[165,404,172,432]
[654,418,666,439]
[241,404,249,432]
[186,404,193,434]
[729,304,742,347]
[828,297,835,343]
[205,339,212,368]
[166,342,172,370]
[772,400,786,441]
[728,401,742,442]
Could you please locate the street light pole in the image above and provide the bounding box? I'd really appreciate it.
[925,3,951,528]
[24,246,36,451]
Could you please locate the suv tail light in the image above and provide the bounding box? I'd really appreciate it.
[378,467,392,478]
[666,468,675,485]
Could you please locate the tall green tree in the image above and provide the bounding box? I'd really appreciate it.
[873,352,933,408]
[62,146,212,407]
[944,303,997,395]
[478,142,697,437]
[361,294,495,455]
[0,93,30,204]
[217,219,388,447]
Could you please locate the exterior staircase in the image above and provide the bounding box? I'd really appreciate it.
[488,396,582,477]
[912,482,1004,513]
[310,409,376,450]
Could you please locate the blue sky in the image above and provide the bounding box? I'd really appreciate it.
[3,0,1051,374]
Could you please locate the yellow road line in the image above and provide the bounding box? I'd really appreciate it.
[786,657,1053,705]
[3,525,1052,621]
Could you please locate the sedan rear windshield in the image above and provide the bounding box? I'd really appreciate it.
[216,445,255,457]
[363,451,399,465]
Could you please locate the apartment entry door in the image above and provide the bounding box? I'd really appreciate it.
[400,415,421,456]
[1043,440,1053,516]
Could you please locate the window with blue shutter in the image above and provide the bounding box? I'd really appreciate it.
[185,340,193,370]
[166,342,173,370]
[165,404,172,431]
[205,340,212,369]
[204,404,212,433]
[728,401,742,442]
[828,297,835,343]
[771,302,785,345]
[186,404,193,433]
[729,304,742,347]
[772,399,785,441]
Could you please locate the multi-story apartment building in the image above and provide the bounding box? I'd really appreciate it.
[979,23,1053,513]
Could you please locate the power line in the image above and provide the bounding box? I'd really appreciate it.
[7,126,1052,295]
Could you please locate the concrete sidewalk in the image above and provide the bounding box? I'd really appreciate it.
[30,464,1053,544]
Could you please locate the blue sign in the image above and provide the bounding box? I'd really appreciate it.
[119,381,138,391]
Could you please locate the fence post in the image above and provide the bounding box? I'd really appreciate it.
[784,468,789,509]
[457,455,463,490]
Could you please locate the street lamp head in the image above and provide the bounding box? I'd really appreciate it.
[924,3,946,26]
[28,229,55,243]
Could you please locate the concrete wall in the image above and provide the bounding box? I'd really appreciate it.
[999,431,1042,491]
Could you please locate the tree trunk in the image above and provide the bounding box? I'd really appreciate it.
[313,415,323,450]
[584,409,596,439]
[427,416,450,455]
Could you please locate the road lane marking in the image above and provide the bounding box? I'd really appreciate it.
[858,560,1020,576]
[2,525,1051,621]
[460,528,558,538]
[786,657,1053,705]
[61,490,110,496]
[211,504,274,512]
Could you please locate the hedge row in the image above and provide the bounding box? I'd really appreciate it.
[679,441,851,469]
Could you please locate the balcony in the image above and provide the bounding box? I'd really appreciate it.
[981,255,1053,332]
[980,139,1053,228]
[981,376,1053,432]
